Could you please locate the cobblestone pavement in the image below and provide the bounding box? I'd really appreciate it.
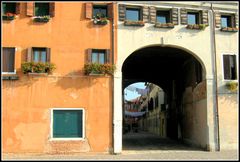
[3,131,239,160]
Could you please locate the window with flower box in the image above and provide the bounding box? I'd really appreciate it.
[220,14,238,32]
[26,2,55,22]
[85,3,113,25]
[2,2,20,20]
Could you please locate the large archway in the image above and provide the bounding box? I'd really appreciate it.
[120,45,208,151]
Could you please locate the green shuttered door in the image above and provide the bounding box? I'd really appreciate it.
[53,110,83,138]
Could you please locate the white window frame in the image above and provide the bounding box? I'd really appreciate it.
[2,47,17,75]
[50,108,85,141]
[221,53,238,82]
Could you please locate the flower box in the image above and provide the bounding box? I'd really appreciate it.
[33,16,50,23]
[220,27,238,32]
[2,15,15,21]
[84,63,116,76]
[154,23,174,28]
[93,18,108,25]
[21,62,56,74]
[186,24,206,30]
[124,20,145,27]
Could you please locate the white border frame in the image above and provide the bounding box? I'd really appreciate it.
[50,108,85,141]
[221,53,239,82]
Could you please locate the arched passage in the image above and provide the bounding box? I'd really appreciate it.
[120,45,208,151]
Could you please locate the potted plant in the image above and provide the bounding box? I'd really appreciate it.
[2,12,16,21]
[84,63,116,75]
[93,13,108,25]
[21,62,56,75]
[154,22,174,28]
[225,81,238,92]
[186,24,206,30]
[124,20,145,27]
[33,15,51,23]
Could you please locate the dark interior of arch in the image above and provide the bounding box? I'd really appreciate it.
[122,46,204,139]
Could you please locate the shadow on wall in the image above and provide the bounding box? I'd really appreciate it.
[55,70,110,90]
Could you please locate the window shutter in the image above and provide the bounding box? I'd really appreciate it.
[16,3,21,14]
[142,6,149,23]
[180,8,187,25]
[235,13,238,28]
[49,2,55,17]
[107,3,113,19]
[85,3,92,19]
[149,6,156,24]
[106,49,110,63]
[26,2,34,16]
[215,11,221,28]
[46,48,51,62]
[201,10,208,25]
[27,47,32,62]
[86,49,92,63]
[171,8,178,25]
[118,4,125,21]
[3,48,9,72]
[223,55,230,80]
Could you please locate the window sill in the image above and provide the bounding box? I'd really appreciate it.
[49,137,85,141]
[220,27,238,32]
[27,72,48,76]
[124,20,145,27]
[2,75,19,80]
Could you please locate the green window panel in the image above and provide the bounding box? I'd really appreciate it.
[53,110,83,138]
[35,3,49,16]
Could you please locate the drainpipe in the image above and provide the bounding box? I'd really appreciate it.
[210,3,220,151]
[111,2,115,154]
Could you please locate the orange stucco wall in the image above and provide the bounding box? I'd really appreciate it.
[2,2,117,153]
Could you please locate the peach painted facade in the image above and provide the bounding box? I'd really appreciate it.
[2,2,117,153]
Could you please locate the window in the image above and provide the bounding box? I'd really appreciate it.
[35,2,49,16]
[2,47,15,73]
[187,12,199,24]
[223,55,237,80]
[93,5,107,18]
[126,7,141,21]
[221,15,232,28]
[91,49,107,64]
[156,10,170,23]
[2,2,16,14]
[52,109,84,139]
[32,48,47,63]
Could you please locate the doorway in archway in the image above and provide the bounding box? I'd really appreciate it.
[121,45,207,151]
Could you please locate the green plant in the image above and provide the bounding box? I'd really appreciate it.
[225,81,238,92]
[21,62,34,74]
[93,13,108,25]
[21,62,56,74]
[45,62,56,73]
[32,62,46,73]
[84,63,116,75]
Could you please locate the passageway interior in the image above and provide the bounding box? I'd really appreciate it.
[122,46,206,151]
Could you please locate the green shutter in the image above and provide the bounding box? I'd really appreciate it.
[53,110,83,138]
